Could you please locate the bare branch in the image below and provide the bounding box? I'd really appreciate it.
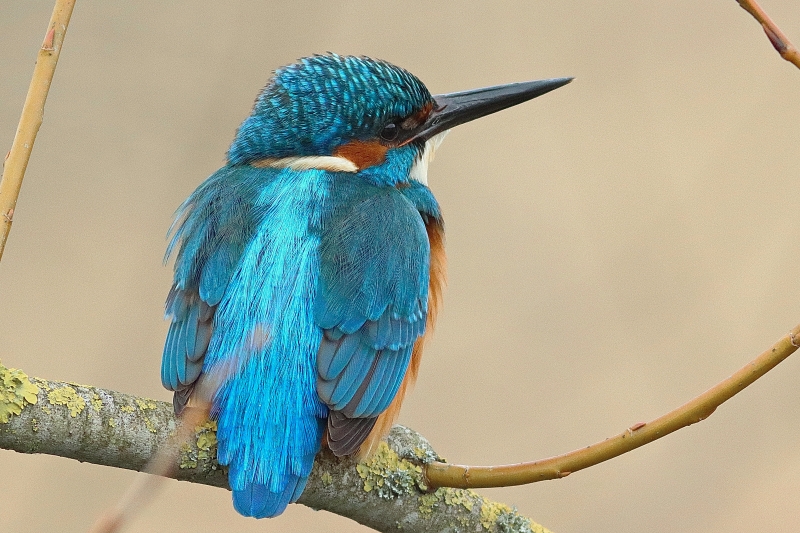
[737,0,800,69]
[425,324,800,488]
[0,0,76,261]
[8,319,796,527]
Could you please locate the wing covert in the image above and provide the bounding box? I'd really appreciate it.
[315,183,434,455]
[161,166,265,413]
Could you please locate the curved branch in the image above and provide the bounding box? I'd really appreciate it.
[425,324,800,489]
[737,0,800,69]
[0,0,76,261]
[0,362,549,533]
[7,323,795,527]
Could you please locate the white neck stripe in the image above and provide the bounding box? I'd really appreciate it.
[251,155,358,173]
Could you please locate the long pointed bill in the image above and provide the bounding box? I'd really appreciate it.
[412,77,573,143]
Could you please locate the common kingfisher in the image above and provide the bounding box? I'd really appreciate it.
[161,53,570,518]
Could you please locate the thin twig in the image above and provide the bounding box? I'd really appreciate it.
[737,0,800,69]
[0,0,76,261]
[87,405,210,533]
[425,323,800,488]
[88,379,216,533]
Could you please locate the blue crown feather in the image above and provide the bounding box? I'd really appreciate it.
[228,54,433,164]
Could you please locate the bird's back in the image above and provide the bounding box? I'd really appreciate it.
[163,165,441,517]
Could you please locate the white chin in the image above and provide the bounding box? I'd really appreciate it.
[409,131,449,185]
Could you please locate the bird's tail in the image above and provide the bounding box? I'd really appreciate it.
[232,474,309,518]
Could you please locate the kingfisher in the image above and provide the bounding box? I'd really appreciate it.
[161,53,570,518]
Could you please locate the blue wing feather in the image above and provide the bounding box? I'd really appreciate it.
[174,321,188,385]
[320,336,374,409]
[315,177,440,455]
[350,349,392,417]
[355,346,413,417]
[339,314,367,335]
[161,321,180,390]
[317,330,362,381]
[191,313,212,362]
[184,303,199,358]
[199,243,235,306]
[162,167,266,396]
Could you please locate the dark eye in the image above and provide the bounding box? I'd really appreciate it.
[380,122,398,141]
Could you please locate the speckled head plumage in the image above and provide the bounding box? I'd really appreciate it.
[228,54,434,165]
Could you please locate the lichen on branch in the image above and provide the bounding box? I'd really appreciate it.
[0,362,39,423]
[0,360,546,533]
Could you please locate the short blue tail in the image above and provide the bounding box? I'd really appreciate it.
[232,474,310,518]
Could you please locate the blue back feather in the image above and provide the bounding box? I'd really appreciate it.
[208,169,329,502]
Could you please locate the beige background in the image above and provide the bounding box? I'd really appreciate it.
[2,2,800,532]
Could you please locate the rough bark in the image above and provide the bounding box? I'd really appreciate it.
[0,361,550,533]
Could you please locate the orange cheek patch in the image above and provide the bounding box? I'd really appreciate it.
[400,102,434,130]
[333,140,388,170]
[415,102,434,125]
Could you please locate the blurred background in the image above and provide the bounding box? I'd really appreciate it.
[2,2,799,532]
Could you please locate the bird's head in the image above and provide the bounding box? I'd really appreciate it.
[228,54,571,185]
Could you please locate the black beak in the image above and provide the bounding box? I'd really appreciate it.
[411,77,573,143]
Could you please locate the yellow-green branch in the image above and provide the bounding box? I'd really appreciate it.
[425,323,800,488]
[0,0,76,261]
[737,0,800,69]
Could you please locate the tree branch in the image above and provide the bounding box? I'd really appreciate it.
[425,323,800,488]
[737,0,800,69]
[7,322,796,529]
[0,361,550,533]
[0,0,76,261]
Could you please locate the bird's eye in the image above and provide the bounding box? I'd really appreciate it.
[380,122,399,141]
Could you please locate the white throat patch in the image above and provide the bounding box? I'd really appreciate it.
[409,131,449,185]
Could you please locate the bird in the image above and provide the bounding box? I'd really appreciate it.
[161,53,571,519]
